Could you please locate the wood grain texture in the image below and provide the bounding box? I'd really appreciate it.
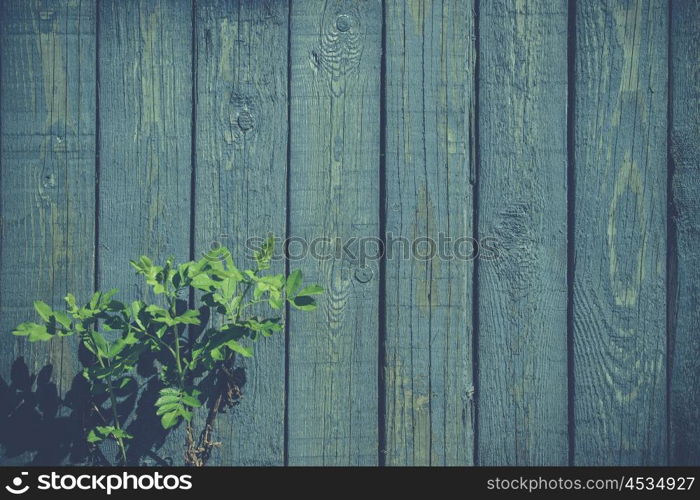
[573,0,667,465]
[669,0,700,466]
[287,0,381,465]
[383,0,475,465]
[194,0,288,466]
[98,0,192,465]
[0,0,96,465]
[477,0,569,465]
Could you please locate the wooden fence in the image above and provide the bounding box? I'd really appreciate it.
[0,0,698,466]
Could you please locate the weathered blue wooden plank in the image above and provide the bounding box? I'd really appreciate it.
[287,0,381,465]
[194,0,288,466]
[669,0,700,466]
[98,0,192,465]
[477,0,569,465]
[0,0,96,465]
[383,0,475,465]
[573,0,667,465]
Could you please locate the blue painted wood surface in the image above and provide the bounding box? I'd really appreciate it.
[573,0,668,465]
[1,0,96,465]
[0,0,698,466]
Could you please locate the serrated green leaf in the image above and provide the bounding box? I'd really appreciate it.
[89,292,101,310]
[100,289,119,308]
[182,394,201,408]
[286,269,302,296]
[53,310,72,328]
[111,429,133,440]
[65,293,77,310]
[269,293,283,310]
[27,325,53,342]
[156,402,181,415]
[174,309,200,325]
[161,411,179,429]
[155,394,180,407]
[210,347,224,361]
[191,274,216,291]
[253,282,268,300]
[87,429,103,443]
[296,285,324,297]
[89,331,110,357]
[225,340,253,358]
[118,377,134,389]
[33,300,53,322]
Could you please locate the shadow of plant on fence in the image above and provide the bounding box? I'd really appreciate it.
[0,355,247,466]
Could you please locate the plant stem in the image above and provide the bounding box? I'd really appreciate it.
[90,334,127,465]
[105,374,128,465]
[234,277,257,321]
[168,294,185,384]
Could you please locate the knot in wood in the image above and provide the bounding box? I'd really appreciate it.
[354,266,373,283]
[335,14,352,32]
[237,110,254,131]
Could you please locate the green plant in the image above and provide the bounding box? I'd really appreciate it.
[11,239,322,466]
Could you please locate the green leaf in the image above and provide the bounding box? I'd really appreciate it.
[118,377,134,389]
[210,347,224,361]
[296,285,324,297]
[290,295,318,311]
[89,331,110,357]
[89,292,101,310]
[269,294,283,310]
[253,283,267,300]
[161,411,179,429]
[33,300,53,322]
[53,310,72,329]
[225,340,253,358]
[100,289,119,308]
[220,277,239,300]
[155,394,180,406]
[156,402,181,415]
[65,293,78,312]
[286,269,303,296]
[181,394,202,408]
[13,322,53,342]
[174,309,200,325]
[212,293,227,306]
[191,274,217,291]
[111,428,133,440]
[87,429,103,443]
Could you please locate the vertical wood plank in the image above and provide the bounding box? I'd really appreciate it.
[573,0,667,465]
[98,0,192,464]
[477,0,569,465]
[383,0,475,465]
[287,0,381,465]
[669,0,700,466]
[0,0,96,464]
[194,0,288,465]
